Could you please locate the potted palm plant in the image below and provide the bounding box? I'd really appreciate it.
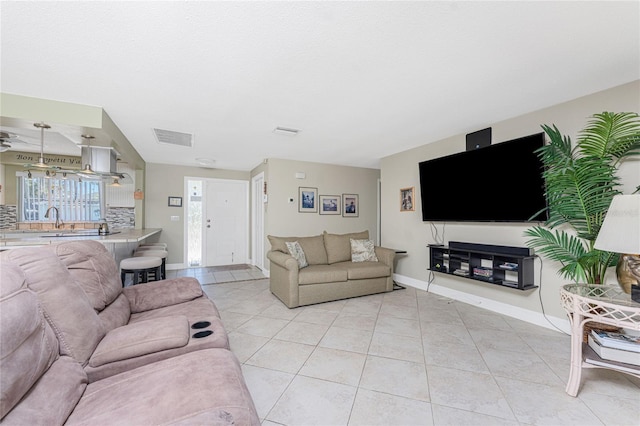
[524,112,640,285]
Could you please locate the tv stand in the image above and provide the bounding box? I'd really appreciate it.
[428,241,537,291]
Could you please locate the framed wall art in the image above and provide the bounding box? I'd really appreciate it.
[168,196,183,207]
[400,187,415,212]
[298,187,318,213]
[319,195,341,215]
[342,194,358,217]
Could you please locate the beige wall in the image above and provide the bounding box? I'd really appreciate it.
[380,80,640,322]
[149,159,380,268]
[1,164,21,205]
[262,158,381,262]
[144,163,250,264]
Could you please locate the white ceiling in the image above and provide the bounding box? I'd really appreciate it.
[1,1,638,171]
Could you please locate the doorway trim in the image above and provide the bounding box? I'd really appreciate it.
[251,172,266,271]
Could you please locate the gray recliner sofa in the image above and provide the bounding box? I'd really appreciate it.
[267,230,395,308]
[0,240,259,425]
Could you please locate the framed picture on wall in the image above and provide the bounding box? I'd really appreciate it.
[168,196,183,207]
[400,187,415,212]
[342,194,358,217]
[319,195,341,215]
[299,187,318,213]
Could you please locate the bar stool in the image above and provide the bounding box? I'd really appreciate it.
[134,249,168,280]
[120,256,163,287]
[138,243,168,249]
[136,245,168,252]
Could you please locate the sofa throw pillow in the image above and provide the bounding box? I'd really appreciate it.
[286,241,308,269]
[350,239,378,263]
[324,230,369,264]
[268,235,328,265]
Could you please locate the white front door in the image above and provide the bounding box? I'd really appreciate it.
[204,179,248,266]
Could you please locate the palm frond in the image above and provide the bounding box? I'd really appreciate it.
[539,124,574,169]
[579,112,640,160]
[543,155,620,237]
[523,227,588,282]
[526,112,638,285]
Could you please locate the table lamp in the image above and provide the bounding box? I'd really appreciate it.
[594,194,640,303]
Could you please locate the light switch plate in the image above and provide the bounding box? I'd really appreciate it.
[170,215,180,221]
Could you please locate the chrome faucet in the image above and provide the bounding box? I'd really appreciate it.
[98,219,109,235]
[44,206,64,229]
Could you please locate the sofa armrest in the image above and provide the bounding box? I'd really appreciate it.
[267,251,300,308]
[375,246,396,269]
[123,277,203,313]
[267,250,299,271]
[89,315,189,367]
[375,246,396,292]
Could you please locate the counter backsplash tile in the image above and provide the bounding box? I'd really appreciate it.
[106,207,135,229]
[0,205,18,230]
[1,206,135,230]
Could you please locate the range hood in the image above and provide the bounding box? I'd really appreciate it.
[80,146,132,183]
[82,146,117,173]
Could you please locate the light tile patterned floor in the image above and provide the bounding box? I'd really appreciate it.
[179,269,640,425]
[166,264,266,284]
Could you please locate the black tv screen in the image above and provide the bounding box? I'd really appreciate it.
[418,132,547,222]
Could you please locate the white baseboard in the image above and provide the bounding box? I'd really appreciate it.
[166,263,185,270]
[393,273,570,334]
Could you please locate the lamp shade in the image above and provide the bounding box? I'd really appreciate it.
[594,194,640,255]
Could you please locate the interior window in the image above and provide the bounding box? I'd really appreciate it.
[18,173,104,222]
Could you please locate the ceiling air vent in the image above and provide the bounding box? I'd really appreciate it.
[273,126,300,136]
[153,128,193,147]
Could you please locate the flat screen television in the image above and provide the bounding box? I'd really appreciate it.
[418,132,548,222]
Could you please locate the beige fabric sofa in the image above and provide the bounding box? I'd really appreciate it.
[267,231,395,308]
[0,240,259,425]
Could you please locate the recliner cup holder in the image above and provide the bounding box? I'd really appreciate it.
[192,330,213,338]
[191,321,211,329]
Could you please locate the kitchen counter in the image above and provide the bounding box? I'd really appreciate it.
[0,228,162,249]
[0,228,164,266]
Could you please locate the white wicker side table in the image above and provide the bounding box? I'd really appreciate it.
[560,283,640,396]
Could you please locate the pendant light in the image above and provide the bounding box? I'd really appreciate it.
[78,134,99,178]
[23,122,60,171]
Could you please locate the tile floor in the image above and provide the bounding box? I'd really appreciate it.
[166,264,267,284]
[171,268,640,426]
